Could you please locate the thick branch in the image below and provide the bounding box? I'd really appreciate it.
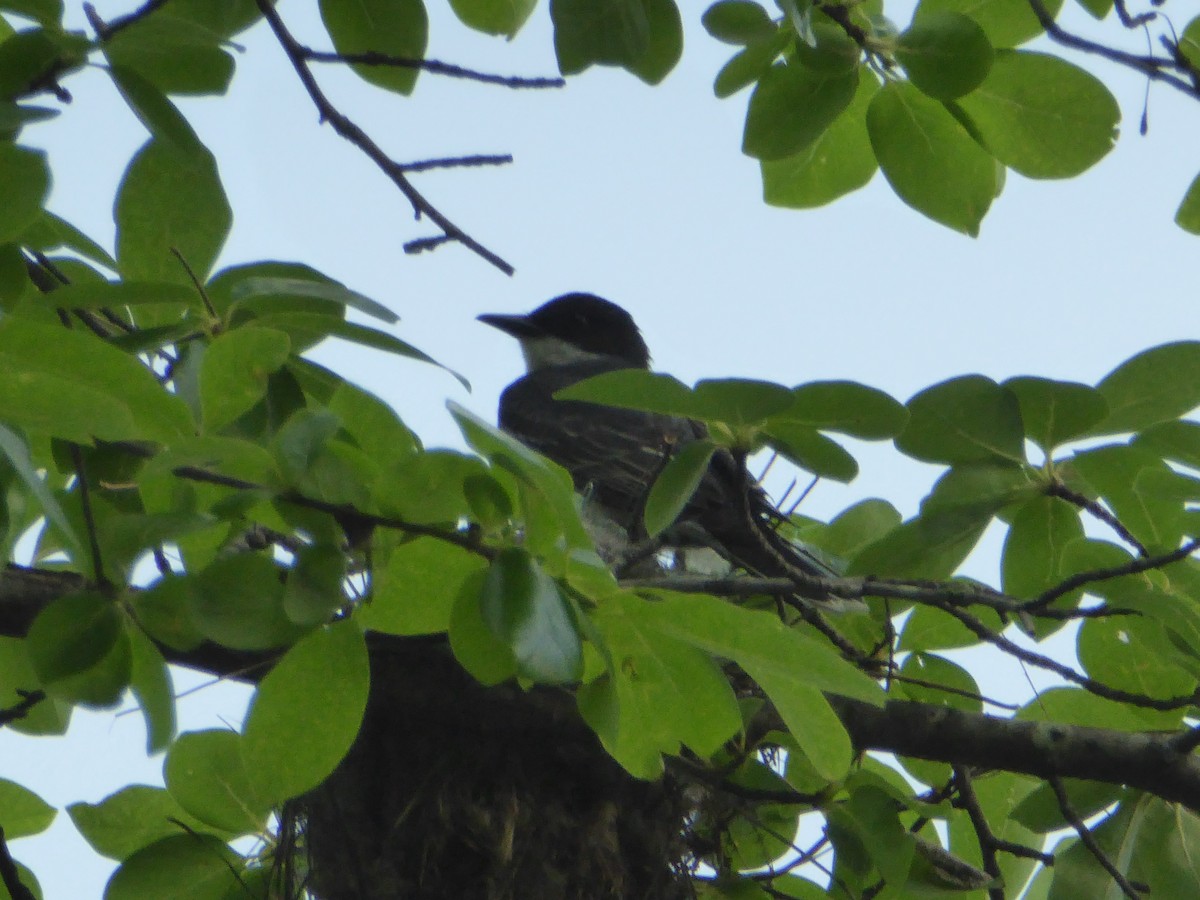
[829,697,1200,812]
[6,566,1200,812]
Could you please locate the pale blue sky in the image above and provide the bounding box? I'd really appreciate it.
[5,0,1199,894]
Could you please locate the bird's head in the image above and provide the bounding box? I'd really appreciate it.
[478,293,651,371]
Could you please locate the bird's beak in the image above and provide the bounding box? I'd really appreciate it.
[477,312,542,339]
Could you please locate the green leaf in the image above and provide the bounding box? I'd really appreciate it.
[1073,0,1112,17]
[555,368,695,414]
[107,65,202,153]
[713,30,788,97]
[19,210,117,271]
[0,1,62,27]
[783,380,908,439]
[692,378,795,427]
[761,68,879,208]
[643,439,715,536]
[319,0,428,95]
[1138,421,1200,469]
[1012,778,1125,833]
[105,15,235,95]
[200,326,291,433]
[327,381,420,463]
[104,834,241,900]
[1078,614,1197,702]
[128,627,175,754]
[898,652,981,711]
[742,63,858,160]
[0,778,54,838]
[251,313,467,388]
[0,100,58,131]
[0,28,86,99]
[914,0,1065,49]
[1072,444,1185,551]
[898,603,991,651]
[0,636,69,735]
[230,275,397,324]
[954,50,1119,178]
[448,570,518,685]
[0,424,83,560]
[26,592,132,708]
[581,594,742,775]
[164,730,268,833]
[242,620,370,804]
[702,0,776,44]
[1003,376,1108,451]
[794,22,862,74]
[754,666,852,779]
[897,375,1024,464]
[69,786,228,861]
[866,80,996,235]
[1092,341,1200,434]
[448,0,537,37]
[480,549,583,683]
[362,537,488,635]
[377,450,492,528]
[638,591,884,704]
[1182,16,1200,69]
[761,422,858,481]
[280,546,345,631]
[191,555,302,650]
[852,508,991,580]
[816,499,902,560]
[0,143,48,242]
[115,138,231,285]
[32,280,197,310]
[1001,496,1083,599]
[1177,170,1200,235]
[896,11,993,100]
[626,0,682,85]
[551,0,648,74]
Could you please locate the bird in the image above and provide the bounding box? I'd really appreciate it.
[478,292,839,591]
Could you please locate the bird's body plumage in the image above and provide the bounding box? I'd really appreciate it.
[481,293,837,582]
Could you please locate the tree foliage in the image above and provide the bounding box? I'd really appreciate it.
[1,0,1200,898]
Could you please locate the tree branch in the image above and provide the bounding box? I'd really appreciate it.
[252,0,515,275]
[1048,776,1145,898]
[301,49,565,90]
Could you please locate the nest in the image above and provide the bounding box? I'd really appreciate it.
[291,637,692,899]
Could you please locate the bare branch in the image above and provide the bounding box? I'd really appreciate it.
[253,0,515,275]
[302,48,565,90]
[1027,537,1200,611]
[953,767,1006,900]
[1049,777,1146,899]
[1047,481,1148,557]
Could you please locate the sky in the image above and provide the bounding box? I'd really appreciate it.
[5,0,1200,894]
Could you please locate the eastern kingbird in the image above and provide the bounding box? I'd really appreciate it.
[479,293,838,591]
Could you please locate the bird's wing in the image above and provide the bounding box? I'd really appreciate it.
[499,366,700,530]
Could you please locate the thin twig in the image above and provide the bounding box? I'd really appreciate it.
[253,0,514,275]
[170,247,217,319]
[940,603,1196,711]
[1027,537,1200,611]
[1047,481,1148,557]
[302,48,564,90]
[0,690,45,727]
[1049,777,1146,899]
[397,154,513,173]
[953,767,1005,900]
[1026,0,1200,100]
[68,445,109,588]
[84,0,172,41]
